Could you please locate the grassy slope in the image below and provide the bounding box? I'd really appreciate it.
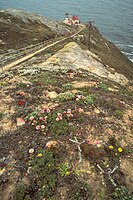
[0,12,55,53]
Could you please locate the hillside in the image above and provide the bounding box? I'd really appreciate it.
[0,9,133,200]
[0,9,72,53]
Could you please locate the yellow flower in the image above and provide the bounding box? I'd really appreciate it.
[118,147,123,153]
[37,153,43,157]
[66,171,70,176]
[109,145,114,149]
[115,153,118,156]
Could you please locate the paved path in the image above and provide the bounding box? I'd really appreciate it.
[0,26,85,73]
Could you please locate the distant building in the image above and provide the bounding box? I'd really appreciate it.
[63,14,80,25]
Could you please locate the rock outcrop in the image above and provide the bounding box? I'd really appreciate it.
[40,42,129,85]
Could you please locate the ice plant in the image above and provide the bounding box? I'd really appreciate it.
[29,116,34,121]
[46,108,51,113]
[36,125,41,130]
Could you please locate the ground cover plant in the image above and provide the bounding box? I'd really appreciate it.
[0,68,133,200]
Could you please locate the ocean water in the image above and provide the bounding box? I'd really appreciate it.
[0,0,133,62]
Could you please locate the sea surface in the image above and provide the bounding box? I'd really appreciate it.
[0,0,133,62]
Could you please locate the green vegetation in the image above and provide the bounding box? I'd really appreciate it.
[69,181,91,200]
[62,83,74,91]
[113,186,133,200]
[78,94,95,106]
[0,112,4,120]
[113,109,123,119]
[26,107,78,136]
[56,92,75,102]
[28,149,57,200]
[58,162,71,177]
[13,185,28,200]
[30,73,56,85]
[97,82,109,92]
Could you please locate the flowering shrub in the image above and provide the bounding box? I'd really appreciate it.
[26,106,84,135]
[108,145,123,156]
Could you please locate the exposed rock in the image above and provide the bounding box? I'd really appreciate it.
[40,42,129,85]
[108,72,129,86]
[45,91,58,99]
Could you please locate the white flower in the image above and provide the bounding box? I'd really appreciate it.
[29,148,34,154]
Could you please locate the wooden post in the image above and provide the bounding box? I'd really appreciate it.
[88,21,91,50]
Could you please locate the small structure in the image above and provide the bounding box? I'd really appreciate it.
[63,13,80,25]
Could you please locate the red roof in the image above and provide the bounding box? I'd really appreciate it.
[72,15,78,21]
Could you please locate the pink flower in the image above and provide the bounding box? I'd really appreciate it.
[69,114,73,118]
[46,108,50,113]
[59,116,62,120]
[67,113,73,118]
[63,111,67,115]
[87,139,91,144]
[29,116,34,121]
[57,113,62,117]
[39,117,43,121]
[40,109,45,113]
[36,125,41,130]
[67,109,71,114]
[95,141,100,145]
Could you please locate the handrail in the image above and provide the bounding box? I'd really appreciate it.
[0,26,85,72]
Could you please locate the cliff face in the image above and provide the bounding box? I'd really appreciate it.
[0,10,133,200]
[76,25,133,80]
